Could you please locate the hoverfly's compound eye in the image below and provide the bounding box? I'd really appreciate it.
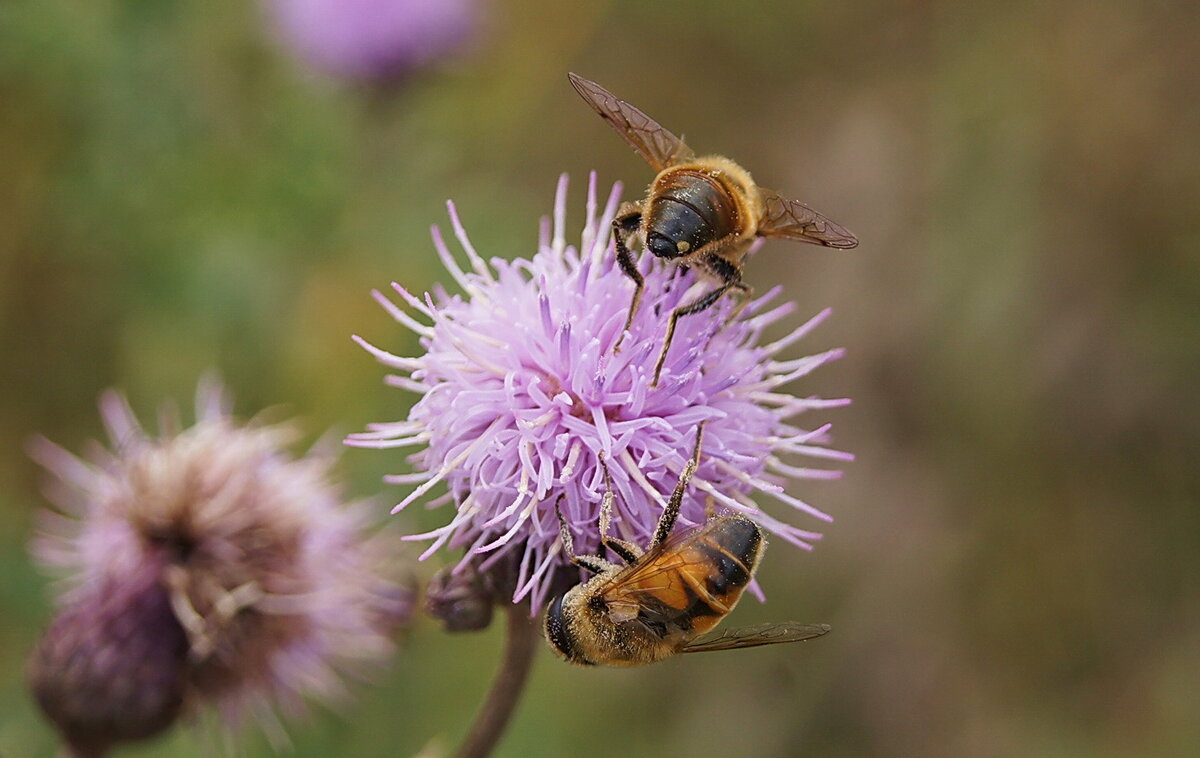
[647,232,684,259]
[545,595,578,661]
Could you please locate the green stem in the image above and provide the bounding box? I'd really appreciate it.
[62,741,107,758]
[453,605,539,758]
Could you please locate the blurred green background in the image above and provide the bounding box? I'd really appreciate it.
[3,0,1199,756]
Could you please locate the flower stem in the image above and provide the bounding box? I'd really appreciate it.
[453,605,539,758]
[62,742,107,758]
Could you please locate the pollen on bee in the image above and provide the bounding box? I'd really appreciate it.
[676,240,691,253]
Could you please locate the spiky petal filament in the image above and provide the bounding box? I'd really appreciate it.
[350,174,852,612]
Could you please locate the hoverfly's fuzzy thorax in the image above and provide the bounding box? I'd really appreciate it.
[690,155,765,238]
[546,577,673,667]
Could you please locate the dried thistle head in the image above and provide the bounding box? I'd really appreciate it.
[28,378,412,749]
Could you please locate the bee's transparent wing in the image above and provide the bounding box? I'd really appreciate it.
[568,73,695,172]
[757,188,859,249]
[681,621,831,654]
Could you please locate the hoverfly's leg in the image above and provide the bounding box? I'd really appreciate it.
[596,455,643,564]
[650,252,754,384]
[554,494,581,559]
[555,494,616,575]
[650,423,705,548]
[612,205,645,352]
[651,283,732,386]
[725,281,753,326]
[659,263,689,306]
[704,254,753,329]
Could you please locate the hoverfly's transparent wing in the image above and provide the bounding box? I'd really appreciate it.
[681,621,831,653]
[568,73,695,172]
[757,188,859,249]
[597,523,727,628]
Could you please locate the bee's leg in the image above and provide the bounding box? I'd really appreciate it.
[612,205,645,352]
[596,455,643,564]
[650,423,706,548]
[555,494,618,575]
[651,283,731,386]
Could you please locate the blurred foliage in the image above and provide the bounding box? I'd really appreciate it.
[2,0,1199,756]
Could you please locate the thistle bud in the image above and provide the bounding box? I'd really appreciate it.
[29,551,187,756]
[425,563,494,632]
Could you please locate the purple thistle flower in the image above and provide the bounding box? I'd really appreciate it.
[268,0,479,81]
[29,379,410,748]
[348,174,852,614]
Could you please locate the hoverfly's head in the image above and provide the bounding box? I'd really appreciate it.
[646,231,692,260]
[544,591,594,666]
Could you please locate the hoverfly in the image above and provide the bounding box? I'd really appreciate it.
[544,425,831,666]
[569,73,858,385]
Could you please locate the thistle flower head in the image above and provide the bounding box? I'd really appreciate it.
[349,174,852,613]
[269,0,479,81]
[29,379,410,746]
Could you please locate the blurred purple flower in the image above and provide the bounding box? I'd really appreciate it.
[348,174,852,613]
[269,0,479,81]
[29,379,410,751]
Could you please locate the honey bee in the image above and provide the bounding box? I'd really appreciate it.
[544,426,831,666]
[568,73,859,385]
